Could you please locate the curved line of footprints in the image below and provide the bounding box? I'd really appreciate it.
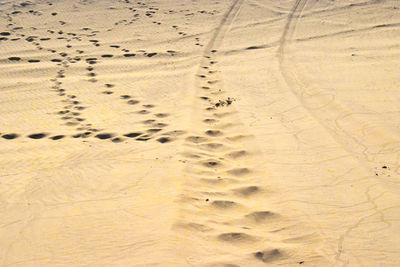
[0,131,178,143]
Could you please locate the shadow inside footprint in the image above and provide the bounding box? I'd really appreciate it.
[50,135,65,140]
[124,132,142,138]
[2,133,19,139]
[136,136,151,141]
[8,57,21,61]
[95,133,114,139]
[27,133,47,139]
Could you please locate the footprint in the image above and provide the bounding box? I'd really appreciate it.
[154,123,168,128]
[27,133,47,139]
[226,150,247,159]
[2,133,19,139]
[137,110,150,114]
[202,160,222,168]
[155,113,169,118]
[218,232,255,242]
[127,100,139,105]
[95,133,114,139]
[245,211,278,223]
[203,118,217,124]
[200,143,224,151]
[143,104,155,108]
[142,119,156,125]
[49,135,65,140]
[136,136,151,141]
[124,132,142,138]
[254,249,285,263]
[157,137,171,143]
[72,132,91,138]
[147,128,162,133]
[101,54,113,58]
[211,200,238,209]
[205,130,222,136]
[123,53,136,57]
[186,136,208,143]
[233,186,260,197]
[8,57,21,61]
[111,137,123,143]
[28,59,40,63]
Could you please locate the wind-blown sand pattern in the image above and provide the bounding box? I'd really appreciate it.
[1,0,400,266]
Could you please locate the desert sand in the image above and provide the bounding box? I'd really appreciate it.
[0,0,400,266]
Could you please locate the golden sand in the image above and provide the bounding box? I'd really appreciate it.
[0,0,399,266]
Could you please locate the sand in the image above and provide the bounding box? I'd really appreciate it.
[0,0,400,266]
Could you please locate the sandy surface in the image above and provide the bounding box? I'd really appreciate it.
[1,0,400,266]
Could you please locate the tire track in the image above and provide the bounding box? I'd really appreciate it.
[277,0,398,265]
[277,0,372,163]
[277,0,392,167]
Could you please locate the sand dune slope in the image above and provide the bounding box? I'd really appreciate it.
[0,0,399,266]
